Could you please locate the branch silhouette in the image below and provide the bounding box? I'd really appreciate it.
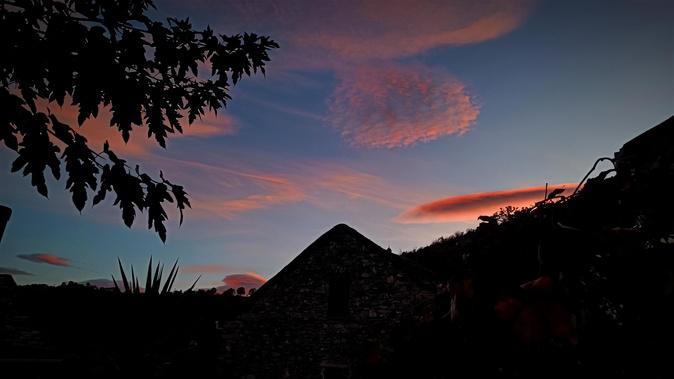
[0,0,279,241]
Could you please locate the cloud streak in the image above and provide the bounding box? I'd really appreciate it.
[155,156,422,220]
[305,164,423,209]
[328,65,479,148]
[0,266,33,276]
[17,253,71,267]
[288,0,532,63]
[398,183,577,223]
[195,0,532,147]
[43,100,238,157]
[218,0,532,67]
[166,159,307,219]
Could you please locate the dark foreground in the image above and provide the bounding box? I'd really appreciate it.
[2,116,674,378]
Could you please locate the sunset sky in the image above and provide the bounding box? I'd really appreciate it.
[1,0,672,289]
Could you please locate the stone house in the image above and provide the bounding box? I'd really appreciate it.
[221,224,438,379]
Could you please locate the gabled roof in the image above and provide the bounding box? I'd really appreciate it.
[0,273,17,288]
[615,115,674,170]
[618,115,674,155]
[252,224,437,299]
[0,205,11,243]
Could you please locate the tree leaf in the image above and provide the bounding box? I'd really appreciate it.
[2,0,277,239]
[11,112,61,197]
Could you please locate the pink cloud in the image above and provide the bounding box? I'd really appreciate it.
[17,253,71,267]
[206,0,532,147]
[218,0,532,67]
[190,173,305,219]
[148,157,307,220]
[398,183,577,223]
[327,64,479,148]
[222,272,267,289]
[305,164,425,210]
[288,0,532,62]
[44,100,237,157]
[140,154,431,221]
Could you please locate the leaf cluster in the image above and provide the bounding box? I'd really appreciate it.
[1,0,278,241]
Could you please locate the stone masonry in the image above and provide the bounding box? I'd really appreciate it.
[220,224,438,379]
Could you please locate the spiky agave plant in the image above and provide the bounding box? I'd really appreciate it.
[112,257,201,295]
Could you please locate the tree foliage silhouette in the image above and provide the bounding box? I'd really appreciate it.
[0,0,278,241]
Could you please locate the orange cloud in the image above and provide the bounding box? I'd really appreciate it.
[44,100,237,157]
[222,272,267,289]
[222,0,532,67]
[212,1,532,147]
[17,253,71,267]
[153,158,307,220]
[146,156,424,221]
[306,164,422,209]
[398,183,577,223]
[289,0,532,62]
[327,64,479,148]
[190,174,305,219]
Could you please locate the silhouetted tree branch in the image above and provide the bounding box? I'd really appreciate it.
[0,0,278,241]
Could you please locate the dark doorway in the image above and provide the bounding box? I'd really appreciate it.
[327,274,350,318]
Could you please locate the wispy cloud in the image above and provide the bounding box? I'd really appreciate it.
[398,183,576,223]
[0,266,33,276]
[152,156,421,220]
[328,64,479,148]
[45,146,419,225]
[240,94,325,122]
[44,100,238,157]
[17,253,71,267]
[287,0,532,63]
[218,0,532,67]
[170,160,307,219]
[199,0,532,147]
[305,164,424,209]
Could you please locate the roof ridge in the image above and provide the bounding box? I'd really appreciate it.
[251,224,437,299]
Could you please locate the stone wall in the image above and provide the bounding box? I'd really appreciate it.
[220,225,437,379]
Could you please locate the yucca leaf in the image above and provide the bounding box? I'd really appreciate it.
[111,274,120,293]
[131,265,137,294]
[150,261,162,295]
[186,275,201,292]
[167,265,179,293]
[118,258,130,293]
[153,263,164,294]
[145,256,153,294]
[161,259,178,294]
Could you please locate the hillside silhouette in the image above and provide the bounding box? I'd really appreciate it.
[397,115,674,378]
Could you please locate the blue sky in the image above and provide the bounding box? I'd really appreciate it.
[1,0,672,288]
